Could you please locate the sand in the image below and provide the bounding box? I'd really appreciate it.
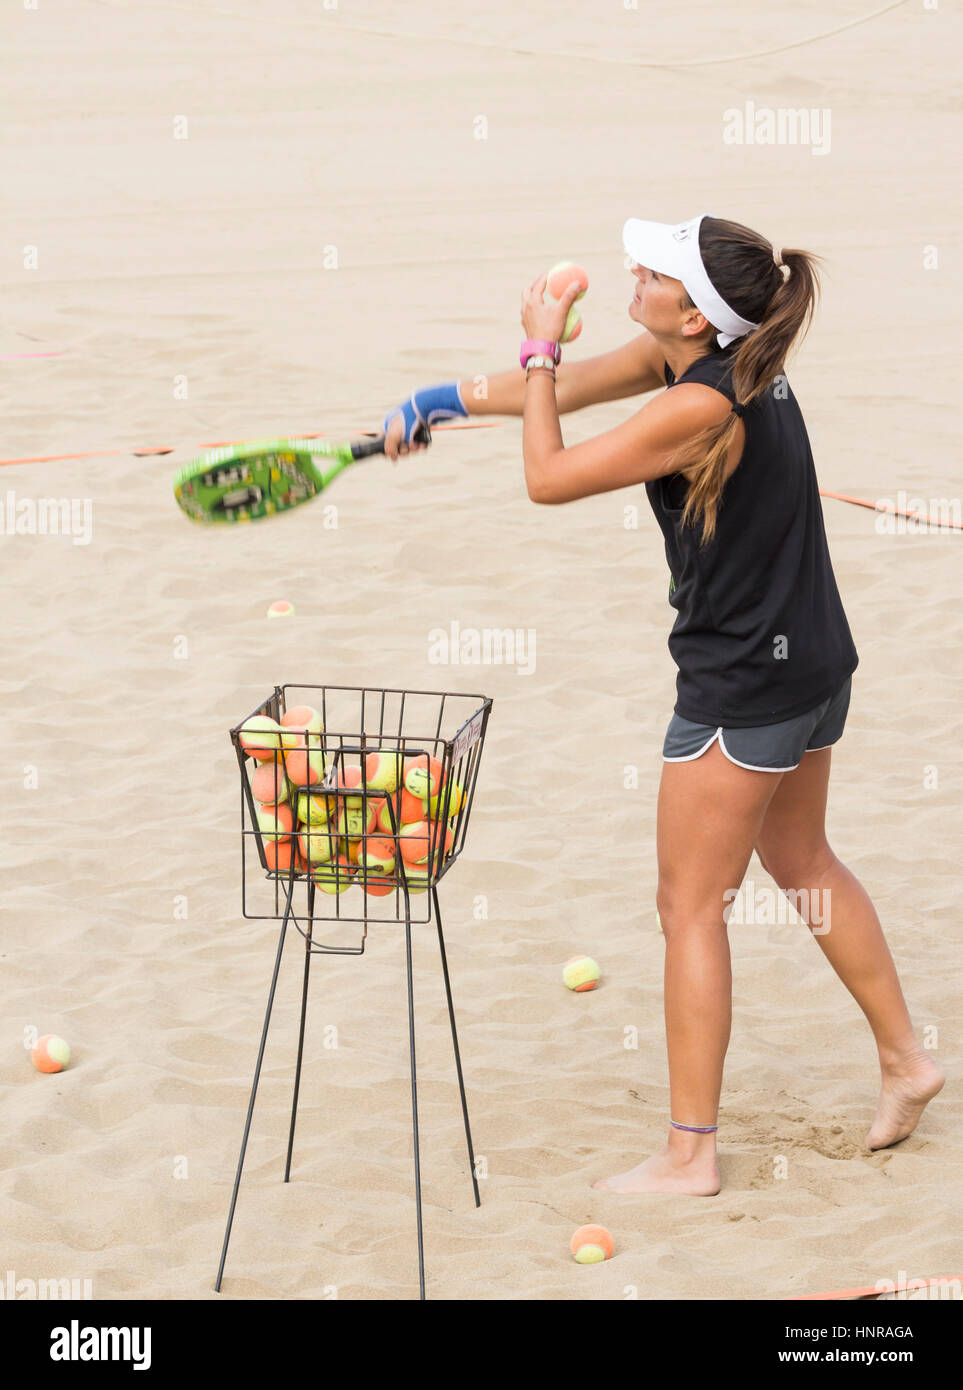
[1,0,960,1300]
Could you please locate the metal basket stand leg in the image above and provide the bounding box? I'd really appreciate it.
[215,871,297,1293]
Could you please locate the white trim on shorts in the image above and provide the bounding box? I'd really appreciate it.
[662,728,723,763]
[662,726,800,773]
[716,731,800,774]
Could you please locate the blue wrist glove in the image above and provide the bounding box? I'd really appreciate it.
[384,381,468,445]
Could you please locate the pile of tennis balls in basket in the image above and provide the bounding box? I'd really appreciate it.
[238,705,464,896]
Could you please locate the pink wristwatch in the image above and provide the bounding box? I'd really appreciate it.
[520,338,561,369]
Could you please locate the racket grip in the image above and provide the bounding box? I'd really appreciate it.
[351,420,430,459]
[350,435,388,459]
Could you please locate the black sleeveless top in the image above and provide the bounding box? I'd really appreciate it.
[645,348,858,727]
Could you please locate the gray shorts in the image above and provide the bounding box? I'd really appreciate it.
[663,677,852,772]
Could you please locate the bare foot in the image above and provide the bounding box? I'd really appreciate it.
[866,1055,945,1150]
[592,1144,720,1195]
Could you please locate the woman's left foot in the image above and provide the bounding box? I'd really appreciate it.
[592,1145,720,1195]
[866,1056,945,1149]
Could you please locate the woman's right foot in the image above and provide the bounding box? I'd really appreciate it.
[592,1142,720,1195]
[866,1054,945,1150]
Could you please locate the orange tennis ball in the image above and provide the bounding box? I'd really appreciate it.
[280,705,324,751]
[570,1224,614,1264]
[546,262,588,345]
[251,761,290,805]
[238,715,283,762]
[398,821,431,865]
[263,838,302,873]
[32,1034,70,1073]
[283,748,326,787]
[546,261,588,301]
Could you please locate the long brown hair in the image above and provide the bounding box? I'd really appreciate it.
[672,216,821,543]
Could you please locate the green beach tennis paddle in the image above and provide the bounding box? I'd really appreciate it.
[173,426,428,525]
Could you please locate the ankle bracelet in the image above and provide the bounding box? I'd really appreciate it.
[670,1120,718,1134]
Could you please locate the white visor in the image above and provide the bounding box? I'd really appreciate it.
[622,214,759,349]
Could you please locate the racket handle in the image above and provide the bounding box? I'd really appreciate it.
[350,435,388,459]
[350,420,432,460]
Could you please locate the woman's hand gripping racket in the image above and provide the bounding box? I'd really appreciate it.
[173,422,429,525]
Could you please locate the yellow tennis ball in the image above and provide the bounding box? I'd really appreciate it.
[570,1224,614,1263]
[32,1034,70,1073]
[560,306,582,343]
[562,956,600,992]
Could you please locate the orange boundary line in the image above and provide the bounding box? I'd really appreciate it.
[787,1275,963,1301]
[820,489,962,531]
[0,420,502,468]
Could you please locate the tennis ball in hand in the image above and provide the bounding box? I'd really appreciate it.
[570,1224,614,1264]
[32,1034,70,1073]
[561,307,582,343]
[546,261,588,343]
[546,261,588,301]
[562,956,600,992]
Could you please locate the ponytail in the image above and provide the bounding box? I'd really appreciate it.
[670,217,822,544]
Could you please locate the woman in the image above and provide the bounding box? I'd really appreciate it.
[383,214,944,1195]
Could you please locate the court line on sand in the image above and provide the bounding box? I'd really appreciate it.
[0,422,501,468]
[0,424,955,531]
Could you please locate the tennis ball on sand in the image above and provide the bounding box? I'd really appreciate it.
[32,1034,70,1073]
[267,599,295,618]
[570,1224,614,1264]
[563,956,600,992]
[239,715,283,762]
[251,761,290,805]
